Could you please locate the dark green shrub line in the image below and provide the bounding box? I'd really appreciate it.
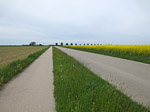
[0,47,49,86]
[53,47,149,112]
[64,47,150,64]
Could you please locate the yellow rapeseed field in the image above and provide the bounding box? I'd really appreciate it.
[64,45,150,57]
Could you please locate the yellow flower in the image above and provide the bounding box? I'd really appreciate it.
[63,45,150,57]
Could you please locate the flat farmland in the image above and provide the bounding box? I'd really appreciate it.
[0,46,47,67]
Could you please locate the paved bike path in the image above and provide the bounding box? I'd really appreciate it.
[0,47,56,112]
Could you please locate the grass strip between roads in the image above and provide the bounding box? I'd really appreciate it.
[64,47,150,64]
[53,47,149,112]
[0,47,49,86]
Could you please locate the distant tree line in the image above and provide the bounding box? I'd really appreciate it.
[21,41,107,46]
[55,42,103,46]
[29,42,43,46]
[22,42,44,46]
[22,42,107,46]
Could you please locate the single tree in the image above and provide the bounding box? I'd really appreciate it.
[55,43,58,46]
[71,43,73,45]
[60,42,63,46]
[29,42,36,46]
[66,43,68,45]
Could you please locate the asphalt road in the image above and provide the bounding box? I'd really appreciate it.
[56,47,150,106]
[0,47,56,112]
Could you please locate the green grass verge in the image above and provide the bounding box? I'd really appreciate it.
[0,47,49,86]
[64,47,150,64]
[53,47,149,112]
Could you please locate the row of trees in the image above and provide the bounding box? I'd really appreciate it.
[55,42,70,46]
[28,42,102,46]
[55,42,102,46]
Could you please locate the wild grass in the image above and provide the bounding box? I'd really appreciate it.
[0,47,49,86]
[53,47,149,112]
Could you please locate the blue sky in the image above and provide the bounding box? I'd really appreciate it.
[0,0,150,45]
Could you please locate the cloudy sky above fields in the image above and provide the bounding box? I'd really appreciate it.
[0,0,150,45]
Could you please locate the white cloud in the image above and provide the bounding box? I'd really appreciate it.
[0,0,150,45]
